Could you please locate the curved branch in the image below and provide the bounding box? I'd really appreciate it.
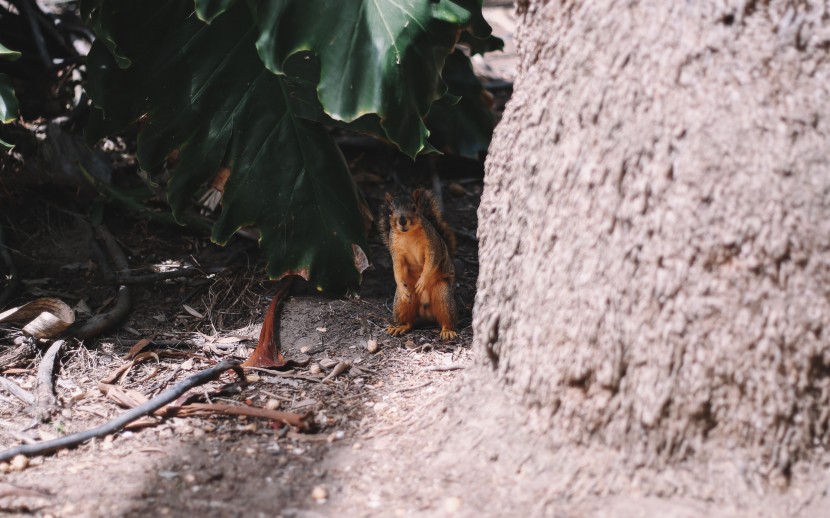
[72,226,132,340]
[0,360,242,462]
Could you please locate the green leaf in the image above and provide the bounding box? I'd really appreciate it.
[85,0,369,293]
[194,0,237,23]
[426,50,494,158]
[0,73,19,124]
[0,43,21,61]
[251,0,493,158]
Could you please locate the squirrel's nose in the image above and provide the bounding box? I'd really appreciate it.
[398,216,407,227]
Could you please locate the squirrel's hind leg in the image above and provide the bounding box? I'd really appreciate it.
[431,281,458,340]
[387,286,418,336]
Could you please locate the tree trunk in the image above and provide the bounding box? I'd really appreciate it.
[475,0,830,482]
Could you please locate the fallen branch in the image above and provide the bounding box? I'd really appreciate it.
[32,339,65,420]
[166,403,311,431]
[0,376,34,405]
[111,266,226,285]
[0,225,20,310]
[0,338,36,370]
[394,381,433,393]
[0,360,241,462]
[423,364,465,372]
[72,226,132,340]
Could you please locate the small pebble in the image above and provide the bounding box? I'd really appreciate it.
[245,374,261,383]
[0,462,10,473]
[309,363,322,375]
[265,399,281,410]
[102,435,114,450]
[193,428,206,438]
[352,443,362,450]
[311,485,328,502]
[366,339,379,353]
[11,454,29,472]
[444,496,462,513]
[300,346,310,353]
[327,430,345,443]
[184,473,196,484]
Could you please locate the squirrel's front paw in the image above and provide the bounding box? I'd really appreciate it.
[387,324,412,336]
[439,327,458,340]
[414,277,427,295]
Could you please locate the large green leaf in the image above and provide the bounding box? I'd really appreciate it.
[426,49,494,158]
[249,0,492,158]
[0,43,21,61]
[0,43,20,150]
[0,73,17,124]
[86,0,369,292]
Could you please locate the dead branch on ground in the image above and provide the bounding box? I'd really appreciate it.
[166,403,311,430]
[110,266,226,285]
[0,360,241,462]
[0,337,36,371]
[423,364,465,372]
[72,225,132,339]
[32,339,65,421]
[0,377,35,405]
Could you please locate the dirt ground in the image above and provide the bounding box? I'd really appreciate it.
[0,130,491,516]
[4,5,830,518]
[0,5,522,515]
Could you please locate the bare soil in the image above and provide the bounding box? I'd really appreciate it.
[0,136,494,517]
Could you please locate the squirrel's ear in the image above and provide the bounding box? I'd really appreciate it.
[384,193,394,206]
[412,189,424,204]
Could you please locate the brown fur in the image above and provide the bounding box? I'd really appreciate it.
[378,190,458,339]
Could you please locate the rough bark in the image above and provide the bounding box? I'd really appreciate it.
[474,0,830,481]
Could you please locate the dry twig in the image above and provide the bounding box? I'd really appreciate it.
[33,339,65,420]
[73,226,132,339]
[0,338,36,371]
[167,403,311,430]
[112,266,226,285]
[0,377,34,405]
[423,364,465,372]
[0,360,241,462]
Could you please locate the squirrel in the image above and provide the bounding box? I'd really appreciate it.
[377,189,458,340]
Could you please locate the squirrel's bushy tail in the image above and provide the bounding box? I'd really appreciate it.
[413,189,457,257]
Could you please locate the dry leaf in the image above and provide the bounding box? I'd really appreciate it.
[182,304,205,319]
[126,338,154,359]
[0,298,75,338]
